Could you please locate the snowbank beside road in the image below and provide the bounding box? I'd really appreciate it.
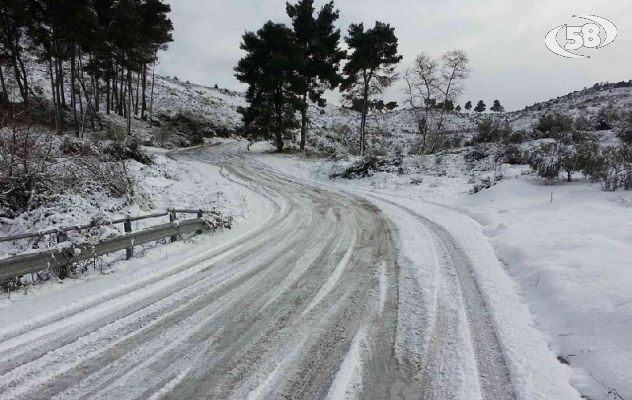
[458,178,632,399]
[0,145,253,312]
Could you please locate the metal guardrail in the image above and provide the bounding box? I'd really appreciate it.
[0,209,212,281]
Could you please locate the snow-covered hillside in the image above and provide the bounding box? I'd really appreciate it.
[508,81,632,132]
[151,76,245,135]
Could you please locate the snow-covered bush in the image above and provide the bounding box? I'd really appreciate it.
[527,142,564,183]
[583,145,632,191]
[500,144,527,165]
[470,176,502,194]
[528,138,594,183]
[465,144,491,163]
[155,110,207,147]
[330,155,404,179]
[573,115,592,131]
[534,112,573,137]
[93,125,127,142]
[0,127,141,217]
[74,157,136,199]
[0,127,57,215]
[472,117,513,143]
[595,105,619,131]
[102,140,154,165]
[505,129,529,144]
[617,113,632,144]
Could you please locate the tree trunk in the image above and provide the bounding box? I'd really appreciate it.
[141,63,147,119]
[134,71,140,115]
[10,40,27,103]
[106,75,111,115]
[16,39,29,103]
[359,80,370,156]
[127,69,132,135]
[118,67,125,116]
[48,56,60,134]
[57,56,66,108]
[112,62,118,114]
[70,48,79,135]
[149,62,155,127]
[299,91,308,151]
[92,54,100,112]
[112,64,118,114]
[53,53,62,115]
[0,65,7,102]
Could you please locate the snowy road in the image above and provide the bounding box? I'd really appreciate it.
[0,142,518,399]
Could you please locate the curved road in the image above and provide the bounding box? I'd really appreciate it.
[0,143,514,399]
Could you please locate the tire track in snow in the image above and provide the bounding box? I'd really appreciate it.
[353,190,515,400]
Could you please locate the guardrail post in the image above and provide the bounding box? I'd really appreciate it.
[124,217,133,260]
[196,209,204,234]
[169,209,178,242]
[57,231,69,279]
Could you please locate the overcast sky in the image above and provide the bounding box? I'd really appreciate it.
[157,0,632,111]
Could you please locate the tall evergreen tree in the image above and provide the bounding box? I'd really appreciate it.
[138,0,173,120]
[0,0,31,103]
[474,99,486,113]
[286,0,345,151]
[0,0,173,137]
[464,100,472,112]
[490,99,504,113]
[235,21,303,152]
[341,21,402,156]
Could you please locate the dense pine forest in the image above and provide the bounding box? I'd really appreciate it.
[0,0,173,135]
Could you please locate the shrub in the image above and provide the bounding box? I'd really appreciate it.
[470,176,502,194]
[505,129,529,144]
[102,140,154,165]
[534,112,573,137]
[330,155,404,179]
[157,111,206,147]
[465,144,490,162]
[75,157,136,198]
[573,115,592,131]
[619,127,632,144]
[500,144,526,165]
[595,105,619,131]
[617,113,632,144]
[93,124,127,142]
[583,145,632,191]
[0,128,56,214]
[528,143,563,182]
[61,136,98,157]
[472,117,513,143]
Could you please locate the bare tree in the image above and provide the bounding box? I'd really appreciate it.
[404,53,440,151]
[404,49,469,153]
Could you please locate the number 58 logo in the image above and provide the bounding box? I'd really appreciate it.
[545,15,617,58]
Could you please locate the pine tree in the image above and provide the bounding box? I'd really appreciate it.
[490,99,504,113]
[138,0,173,120]
[235,21,303,152]
[455,105,461,112]
[0,0,173,137]
[286,0,344,151]
[0,0,31,103]
[341,21,402,156]
[474,100,486,113]
[464,100,472,112]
